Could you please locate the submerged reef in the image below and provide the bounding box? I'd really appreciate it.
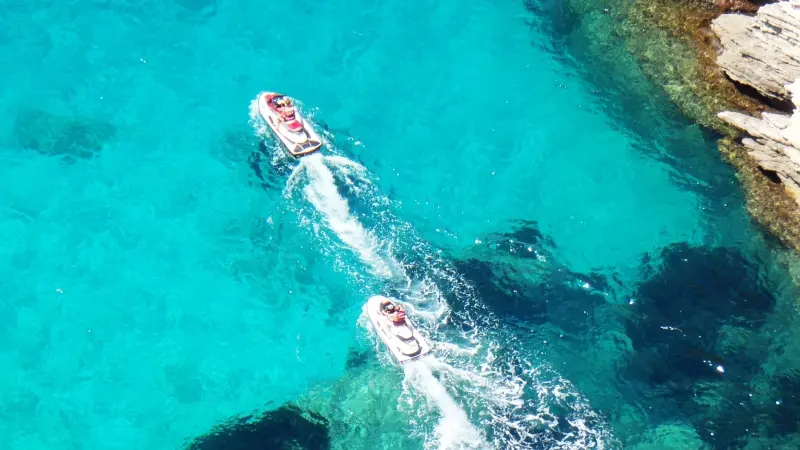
[453,222,609,335]
[13,109,116,160]
[183,403,331,450]
[292,357,420,450]
[533,0,800,251]
[174,0,218,21]
[456,221,800,449]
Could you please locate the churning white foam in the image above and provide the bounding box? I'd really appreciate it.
[300,153,396,278]
[404,356,490,450]
[250,94,614,449]
[248,96,404,280]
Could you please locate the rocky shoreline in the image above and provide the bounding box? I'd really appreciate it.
[533,0,800,250]
[711,0,800,250]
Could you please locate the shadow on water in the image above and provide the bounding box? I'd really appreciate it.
[183,404,330,450]
[249,141,297,188]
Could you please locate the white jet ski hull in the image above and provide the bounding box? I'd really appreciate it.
[366,295,431,364]
[257,91,322,158]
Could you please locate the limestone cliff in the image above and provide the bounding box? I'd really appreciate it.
[712,1,800,213]
[713,2,800,104]
[718,80,800,205]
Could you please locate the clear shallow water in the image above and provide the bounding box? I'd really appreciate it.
[2,0,799,449]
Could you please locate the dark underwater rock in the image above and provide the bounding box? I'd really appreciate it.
[627,422,712,450]
[174,0,218,21]
[453,258,549,325]
[13,109,115,159]
[495,219,557,251]
[214,128,295,192]
[455,256,615,341]
[461,219,558,265]
[637,243,775,329]
[626,242,775,382]
[768,369,800,435]
[451,220,609,337]
[184,404,330,450]
[622,242,785,448]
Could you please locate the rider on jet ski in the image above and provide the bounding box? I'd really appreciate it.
[380,299,407,325]
[272,96,297,126]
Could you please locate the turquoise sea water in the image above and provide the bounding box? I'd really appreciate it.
[3,0,800,449]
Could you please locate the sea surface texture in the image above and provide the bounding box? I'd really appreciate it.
[2,0,799,449]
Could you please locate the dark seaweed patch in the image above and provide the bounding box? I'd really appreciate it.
[184,404,330,450]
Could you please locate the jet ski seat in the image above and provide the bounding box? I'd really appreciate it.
[393,325,414,340]
[287,119,303,132]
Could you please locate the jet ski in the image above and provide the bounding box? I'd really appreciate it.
[257,91,323,158]
[366,295,431,364]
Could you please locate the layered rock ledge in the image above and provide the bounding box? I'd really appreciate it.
[710,0,800,247]
[713,2,800,105]
[718,83,800,204]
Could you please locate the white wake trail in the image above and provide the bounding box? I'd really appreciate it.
[404,356,490,450]
[300,153,398,279]
[250,96,613,449]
